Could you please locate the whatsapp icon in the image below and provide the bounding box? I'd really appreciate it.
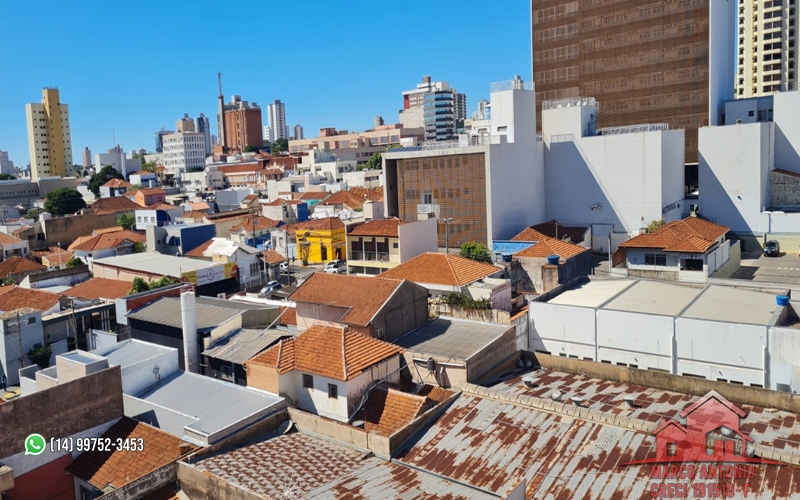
[24,434,46,456]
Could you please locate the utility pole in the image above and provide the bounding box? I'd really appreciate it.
[443,218,454,254]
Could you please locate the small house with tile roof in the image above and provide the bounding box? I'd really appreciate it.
[346,217,438,276]
[99,178,133,198]
[508,227,592,295]
[245,323,404,422]
[0,231,30,261]
[615,217,731,282]
[288,272,429,341]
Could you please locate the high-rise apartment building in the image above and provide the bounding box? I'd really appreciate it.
[81,147,92,168]
[195,113,212,155]
[736,0,798,98]
[155,128,175,153]
[176,113,196,133]
[163,132,206,174]
[400,76,463,142]
[263,126,271,142]
[0,150,11,175]
[267,100,288,143]
[25,88,73,180]
[530,0,735,162]
[293,124,304,140]
[218,96,263,152]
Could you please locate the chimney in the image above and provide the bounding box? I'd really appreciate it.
[178,442,192,455]
[180,288,200,373]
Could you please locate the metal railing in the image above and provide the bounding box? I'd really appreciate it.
[349,251,390,262]
[490,78,534,93]
[542,97,597,111]
[597,123,670,136]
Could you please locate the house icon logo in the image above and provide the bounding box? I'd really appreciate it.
[623,390,779,466]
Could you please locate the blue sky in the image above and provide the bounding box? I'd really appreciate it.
[0,1,532,167]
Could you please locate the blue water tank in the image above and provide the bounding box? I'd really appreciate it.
[501,253,512,263]
[547,254,560,265]
[777,295,790,307]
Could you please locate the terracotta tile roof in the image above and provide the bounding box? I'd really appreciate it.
[68,235,95,251]
[66,418,193,490]
[42,250,75,264]
[182,210,208,219]
[217,163,263,174]
[94,226,125,235]
[131,170,155,176]
[30,246,68,259]
[279,306,296,326]
[242,194,259,202]
[262,198,302,206]
[87,196,143,214]
[72,231,146,252]
[184,239,214,257]
[527,220,588,244]
[513,237,589,260]
[0,232,22,245]
[619,217,730,253]
[0,286,60,313]
[349,186,384,202]
[230,216,283,232]
[64,278,133,300]
[138,187,165,196]
[188,202,210,211]
[289,273,403,326]
[293,216,344,232]
[247,324,403,381]
[320,190,364,210]
[363,387,428,436]
[299,191,330,201]
[262,250,286,266]
[510,227,551,242]
[349,218,407,238]
[0,257,45,279]
[101,179,133,189]
[416,385,455,405]
[378,252,502,287]
[774,168,800,179]
[147,203,179,211]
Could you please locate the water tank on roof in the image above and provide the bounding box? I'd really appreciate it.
[501,252,512,263]
[777,295,789,307]
[547,255,560,265]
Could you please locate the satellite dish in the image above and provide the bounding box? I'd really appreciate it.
[278,420,294,435]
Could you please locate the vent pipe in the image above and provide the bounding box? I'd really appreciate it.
[181,288,199,373]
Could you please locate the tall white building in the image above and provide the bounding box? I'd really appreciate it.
[0,150,11,175]
[293,124,304,140]
[163,132,206,174]
[736,0,798,98]
[81,147,92,168]
[195,113,212,155]
[176,113,196,132]
[25,88,73,180]
[267,100,287,142]
[96,146,142,178]
[263,126,271,142]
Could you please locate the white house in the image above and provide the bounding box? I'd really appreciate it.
[245,324,403,422]
[71,230,145,269]
[128,171,158,188]
[185,237,266,287]
[615,216,732,283]
[0,232,30,261]
[135,205,185,231]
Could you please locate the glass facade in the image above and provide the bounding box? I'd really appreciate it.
[423,91,457,141]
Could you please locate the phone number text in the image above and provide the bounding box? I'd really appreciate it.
[50,437,145,453]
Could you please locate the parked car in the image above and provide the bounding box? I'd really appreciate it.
[323,260,346,274]
[259,281,282,295]
[764,240,780,257]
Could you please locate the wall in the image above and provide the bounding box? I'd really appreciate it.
[698,122,773,234]
[290,370,349,422]
[625,247,680,280]
[465,325,517,384]
[0,366,123,459]
[770,170,800,208]
[769,324,800,392]
[707,0,735,126]
[96,462,177,500]
[773,91,800,171]
[42,213,120,249]
[596,310,673,372]
[397,217,438,263]
[3,452,73,500]
[178,462,264,500]
[402,352,467,389]
[123,394,198,438]
[1,310,45,386]
[369,281,430,342]
[118,348,178,395]
[529,301,596,359]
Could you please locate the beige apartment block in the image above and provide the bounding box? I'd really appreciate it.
[25,88,72,180]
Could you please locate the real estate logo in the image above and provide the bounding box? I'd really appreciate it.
[621,390,779,498]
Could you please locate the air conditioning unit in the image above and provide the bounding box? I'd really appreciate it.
[217,293,226,299]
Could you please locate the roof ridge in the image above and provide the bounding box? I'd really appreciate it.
[444,253,460,285]
[342,328,349,380]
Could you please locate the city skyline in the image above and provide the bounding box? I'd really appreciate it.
[0,1,531,167]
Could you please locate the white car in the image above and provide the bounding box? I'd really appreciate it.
[259,281,282,296]
[323,260,346,274]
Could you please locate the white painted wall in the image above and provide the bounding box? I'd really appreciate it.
[773,91,800,171]
[529,302,596,359]
[698,122,773,234]
[597,310,673,372]
[708,0,735,126]
[90,343,179,395]
[1,310,45,385]
[397,217,438,263]
[769,325,800,392]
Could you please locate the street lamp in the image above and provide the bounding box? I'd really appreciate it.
[443,218,454,254]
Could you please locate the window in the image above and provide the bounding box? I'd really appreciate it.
[27,317,36,324]
[420,192,432,204]
[221,365,231,377]
[748,110,755,117]
[327,383,338,399]
[644,254,667,266]
[375,328,384,339]
[393,242,398,249]
[302,374,314,388]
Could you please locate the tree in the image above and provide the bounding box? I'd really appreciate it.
[128,275,177,295]
[129,277,149,295]
[43,188,86,216]
[88,165,124,196]
[25,208,43,220]
[27,344,53,370]
[133,241,146,253]
[133,154,157,172]
[647,219,666,233]
[270,139,288,155]
[363,152,382,171]
[66,256,84,268]
[460,242,492,263]
[117,213,136,230]
[0,173,15,180]
[244,145,260,153]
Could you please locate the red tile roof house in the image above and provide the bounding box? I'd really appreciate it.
[71,231,146,270]
[245,324,404,422]
[288,272,429,342]
[614,217,731,282]
[509,227,592,295]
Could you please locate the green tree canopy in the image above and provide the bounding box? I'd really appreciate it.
[460,242,492,263]
[129,277,149,295]
[27,344,52,370]
[244,145,260,153]
[25,208,43,220]
[133,241,146,253]
[132,154,158,173]
[128,275,177,295]
[117,213,136,230]
[363,152,382,171]
[66,256,84,269]
[0,173,16,180]
[270,139,288,155]
[88,165,124,196]
[43,188,86,216]
[647,219,666,233]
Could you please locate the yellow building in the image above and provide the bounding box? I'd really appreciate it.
[25,88,73,181]
[294,217,346,264]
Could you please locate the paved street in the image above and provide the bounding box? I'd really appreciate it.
[727,252,800,285]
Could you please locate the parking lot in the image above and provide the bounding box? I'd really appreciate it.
[727,250,800,284]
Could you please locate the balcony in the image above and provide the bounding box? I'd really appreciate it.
[350,250,390,262]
